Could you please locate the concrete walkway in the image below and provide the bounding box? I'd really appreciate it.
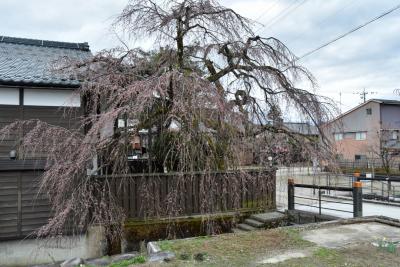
[302,222,400,248]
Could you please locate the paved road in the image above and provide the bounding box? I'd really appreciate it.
[276,168,400,220]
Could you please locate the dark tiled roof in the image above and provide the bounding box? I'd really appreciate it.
[283,122,319,135]
[371,99,400,105]
[0,36,91,87]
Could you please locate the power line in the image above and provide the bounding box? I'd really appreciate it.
[253,0,279,22]
[289,0,360,45]
[297,3,400,61]
[261,0,308,33]
[254,0,299,34]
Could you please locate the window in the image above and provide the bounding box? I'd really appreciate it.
[117,119,125,128]
[355,132,366,140]
[0,88,19,105]
[334,133,343,141]
[392,131,398,140]
[355,154,366,160]
[344,132,356,139]
[366,108,372,115]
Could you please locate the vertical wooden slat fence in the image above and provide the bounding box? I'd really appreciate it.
[99,169,276,219]
[0,164,276,241]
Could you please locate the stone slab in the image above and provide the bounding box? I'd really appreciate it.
[301,222,400,248]
[237,223,256,231]
[259,250,309,264]
[251,211,286,223]
[244,218,265,228]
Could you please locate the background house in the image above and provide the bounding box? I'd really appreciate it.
[0,36,90,241]
[0,36,90,159]
[323,99,400,162]
[253,121,319,165]
[283,122,319,138]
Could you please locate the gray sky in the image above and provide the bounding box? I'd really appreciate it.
[1,0,400,113]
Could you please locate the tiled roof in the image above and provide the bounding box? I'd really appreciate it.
[0,36,91,87]
[371,99,400,105]
[283,122,319,136]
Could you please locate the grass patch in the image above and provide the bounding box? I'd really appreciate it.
[106,255,146,267]
[280,228,314,247]
[152,227,400,267]
[79,255,147,267]
[313,247,339,259]
[158,235,211,252]
[154,228,316,266]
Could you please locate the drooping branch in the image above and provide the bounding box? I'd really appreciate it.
[0,0,339,243]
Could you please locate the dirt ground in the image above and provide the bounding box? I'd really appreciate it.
[135,222,400,267]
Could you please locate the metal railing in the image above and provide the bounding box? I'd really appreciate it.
[337,159,400,171]
[291,172,400,204]
[354,174,400,202]
[288,179,363,217]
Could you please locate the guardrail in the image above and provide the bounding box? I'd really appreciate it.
[287,179,363,217]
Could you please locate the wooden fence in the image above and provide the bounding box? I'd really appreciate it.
[0,162,276,240]
[100,169,276,219]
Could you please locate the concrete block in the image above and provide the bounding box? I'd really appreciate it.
[60,257,84,267]
[111,252,139,263]
[148,251,175,262]
[250,211,286,223]
[86,225,108,258]
[237,223,256,231]
[84,257,111,266]
[147,242,161,255]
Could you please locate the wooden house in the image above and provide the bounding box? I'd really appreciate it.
[0,36,90,240]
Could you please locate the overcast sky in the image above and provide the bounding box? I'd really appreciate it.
[1,0,400,114]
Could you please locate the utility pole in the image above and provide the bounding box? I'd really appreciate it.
[353,88,377,103]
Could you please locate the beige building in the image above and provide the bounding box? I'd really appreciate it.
[323,99,400,161]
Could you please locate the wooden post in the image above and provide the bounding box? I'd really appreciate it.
[318,189,322,215]
[288,178,295,211]
[353,181,363,217]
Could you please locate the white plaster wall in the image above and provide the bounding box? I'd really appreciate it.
[24,89,80,107]
[0,88,19,105]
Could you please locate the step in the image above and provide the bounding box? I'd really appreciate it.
[237,223,257,231]
[232,228,246,234]
[244,218,265,228]
[250,211,286,223]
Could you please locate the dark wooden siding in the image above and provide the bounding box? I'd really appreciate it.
[0,105,81,159]
[0,106,21,159]
[0,170,19,239]
[0,161,50,240]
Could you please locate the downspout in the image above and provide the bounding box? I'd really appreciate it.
[379,103,382,165]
